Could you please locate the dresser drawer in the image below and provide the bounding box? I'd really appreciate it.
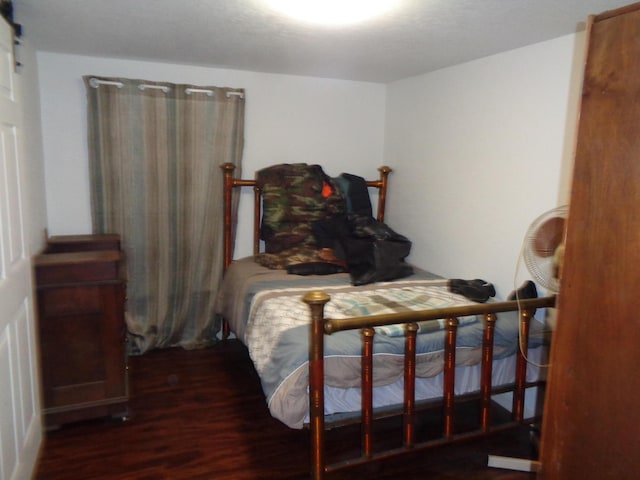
[39,285,103,317]
[35,251,123,285]
[45,234,121,253]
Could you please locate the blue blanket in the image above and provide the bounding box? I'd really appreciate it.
[215,258,546,429]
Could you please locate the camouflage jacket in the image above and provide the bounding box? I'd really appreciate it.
[257,163,345,254]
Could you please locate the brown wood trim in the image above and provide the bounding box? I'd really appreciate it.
[35,250,122,266]
[594,2,640,22]
[540,7,640,476]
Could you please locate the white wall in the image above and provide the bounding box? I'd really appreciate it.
[38,32,586,296]
[37,53,386,257]
[385,33,586,298]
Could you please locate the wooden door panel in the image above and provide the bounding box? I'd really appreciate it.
[539,4,640,479]
[0,15,42,480]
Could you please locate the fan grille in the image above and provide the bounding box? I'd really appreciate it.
[523,206,568,293]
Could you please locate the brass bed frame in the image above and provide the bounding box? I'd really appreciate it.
[220,163,554,479]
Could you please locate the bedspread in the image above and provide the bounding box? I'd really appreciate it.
[215,257,544,428]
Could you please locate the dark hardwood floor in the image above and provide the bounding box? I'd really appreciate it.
[35,340,538,479]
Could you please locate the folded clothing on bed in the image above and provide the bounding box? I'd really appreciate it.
[312,213,414,285]
[333,172,373,217]
[255,164,413,286]
[286,261,346,276]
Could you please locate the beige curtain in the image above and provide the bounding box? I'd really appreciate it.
[85,76,244,353]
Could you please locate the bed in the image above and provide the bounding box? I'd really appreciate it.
[215,163,554,479]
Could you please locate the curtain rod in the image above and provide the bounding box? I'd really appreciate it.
[138,84,170,93]
[89,78,124,89]
[186,87,213,96]
[88,77,244,98]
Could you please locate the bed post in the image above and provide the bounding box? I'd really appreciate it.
[253,184,262,256]
[361,327,375,457]
[304,291,331,480]
[221,162,259,269]
[220,163,237,339]
[221,163,236,271]
[376,166,391,222]
[480,313,497,431]
[366,166,392,222]
[443,317,459,438]
[403,322,419,446]
[513,308,533,421]
[220,162,257,339]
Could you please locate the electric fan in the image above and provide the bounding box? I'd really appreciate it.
[487,205,569,472]
[522,205,568,294]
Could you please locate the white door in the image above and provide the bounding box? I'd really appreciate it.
[0,16,42,480]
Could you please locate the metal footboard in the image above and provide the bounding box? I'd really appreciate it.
[304,292,555,479]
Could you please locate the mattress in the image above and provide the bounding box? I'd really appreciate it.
[215,257,547,429]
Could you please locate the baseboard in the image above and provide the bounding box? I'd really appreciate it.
[487,455,541,472]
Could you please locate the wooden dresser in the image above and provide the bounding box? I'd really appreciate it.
[35,234,128,428]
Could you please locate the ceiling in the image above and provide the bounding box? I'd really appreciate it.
[13,0,634,83]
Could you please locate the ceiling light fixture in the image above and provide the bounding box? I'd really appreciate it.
[266,0,399,26]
